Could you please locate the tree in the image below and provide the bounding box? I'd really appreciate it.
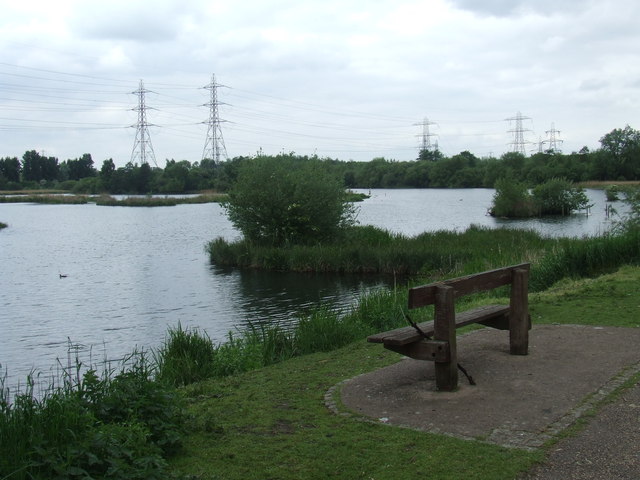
[64,153,96,181]
[22,150,59,183]
[0,156,21,183]
[599,125,640,180]
[223,156,356,246]
[532,178,591,216]
[489,178,535,217]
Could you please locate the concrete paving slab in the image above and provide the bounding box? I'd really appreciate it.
[334,324,640,450]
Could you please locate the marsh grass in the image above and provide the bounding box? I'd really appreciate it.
[208,224,553,275]
[154,324,217,387]
[94,194,226,207]
[0,194,89,204]
[0,350,184,480]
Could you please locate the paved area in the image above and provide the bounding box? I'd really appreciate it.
[329,325,640,476]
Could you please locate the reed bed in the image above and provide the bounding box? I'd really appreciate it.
[208,224,553,277]
[94,194,226,207]
[0,194,89,204]
[0,351,184,480]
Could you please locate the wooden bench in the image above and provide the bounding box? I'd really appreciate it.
[367,263,531,391]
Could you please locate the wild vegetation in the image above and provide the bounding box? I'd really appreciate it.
[0,351,184,480]
[222,156,356,246]
[490,177,591,217]
[1,125,639,193]
[0,193,226,206]
[166,264,640,479]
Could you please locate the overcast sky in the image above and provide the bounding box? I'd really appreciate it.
[1,0,638,167]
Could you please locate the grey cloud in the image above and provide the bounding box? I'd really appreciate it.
[447,0,593,17]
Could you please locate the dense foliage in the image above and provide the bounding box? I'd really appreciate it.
[0,352,184,480]
[490,177,591,217]
[222,156,356,246]
[1,125,639,193]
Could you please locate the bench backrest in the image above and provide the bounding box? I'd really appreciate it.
[408,263,530,309]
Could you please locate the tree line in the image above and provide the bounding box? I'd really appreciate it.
[1,125,638,194]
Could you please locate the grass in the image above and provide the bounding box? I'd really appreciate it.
[0,194,89,204]
[170,342,541,480]
[166,265,640,479]
[0,193,227,207]
[94,194,226,207]
[3,264,640,479]
[0,351,185,480]
[208,224,553,275]
[0,222,6,230]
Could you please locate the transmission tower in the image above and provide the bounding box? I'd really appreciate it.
[202,74,228,162]
[543,123,563,153]
[130,79,157,166]
[505,111,532,155]
[414,117,437,152]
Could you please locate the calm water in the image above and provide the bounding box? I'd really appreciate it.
[0,188,622,386]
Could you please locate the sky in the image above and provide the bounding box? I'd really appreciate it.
[1,0,639,167]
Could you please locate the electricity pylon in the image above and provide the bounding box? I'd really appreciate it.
[505,111,532,155]
[130,79,157,166]
[202,74,228,162]
[543,123,563,153]
[415,117,437,152]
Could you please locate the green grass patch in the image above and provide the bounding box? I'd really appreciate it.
[208,224,552,276]
[0,351,185,480]
[170,341,542,480]
[0,194,89,204]
[167,265,640,479]
[529,265,640,328]
[94,194,226,207]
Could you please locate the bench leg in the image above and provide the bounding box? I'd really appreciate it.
[434,285,458,391]
[509,268,529,355]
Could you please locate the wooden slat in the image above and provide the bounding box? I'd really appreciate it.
[366,304,510,346]
[434,285,458,391]
[408,263,530,309]
[509,268,529,355]
[384,340,450,362]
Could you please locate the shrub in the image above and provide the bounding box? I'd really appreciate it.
[531,177,591,215]
[490,178,535,217]
[0,351,184,480]
[222,156,356,246]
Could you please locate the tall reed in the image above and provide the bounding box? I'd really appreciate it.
[0,350,183,480]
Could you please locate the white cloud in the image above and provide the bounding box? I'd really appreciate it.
[0,0,638,164]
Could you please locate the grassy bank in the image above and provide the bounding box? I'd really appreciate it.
[0,352,185,480]
[208,224,554,275]
[0,194,89,204]
[3,262,640,479]
[167,266,640,479]
[209,223,640,287]
[0,193,227,207]
[94,194,226,207]
[3,214,640,478]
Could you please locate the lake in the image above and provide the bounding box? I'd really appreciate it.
[0,188,622,388]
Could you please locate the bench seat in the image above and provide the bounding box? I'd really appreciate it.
[368,304,510,346]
